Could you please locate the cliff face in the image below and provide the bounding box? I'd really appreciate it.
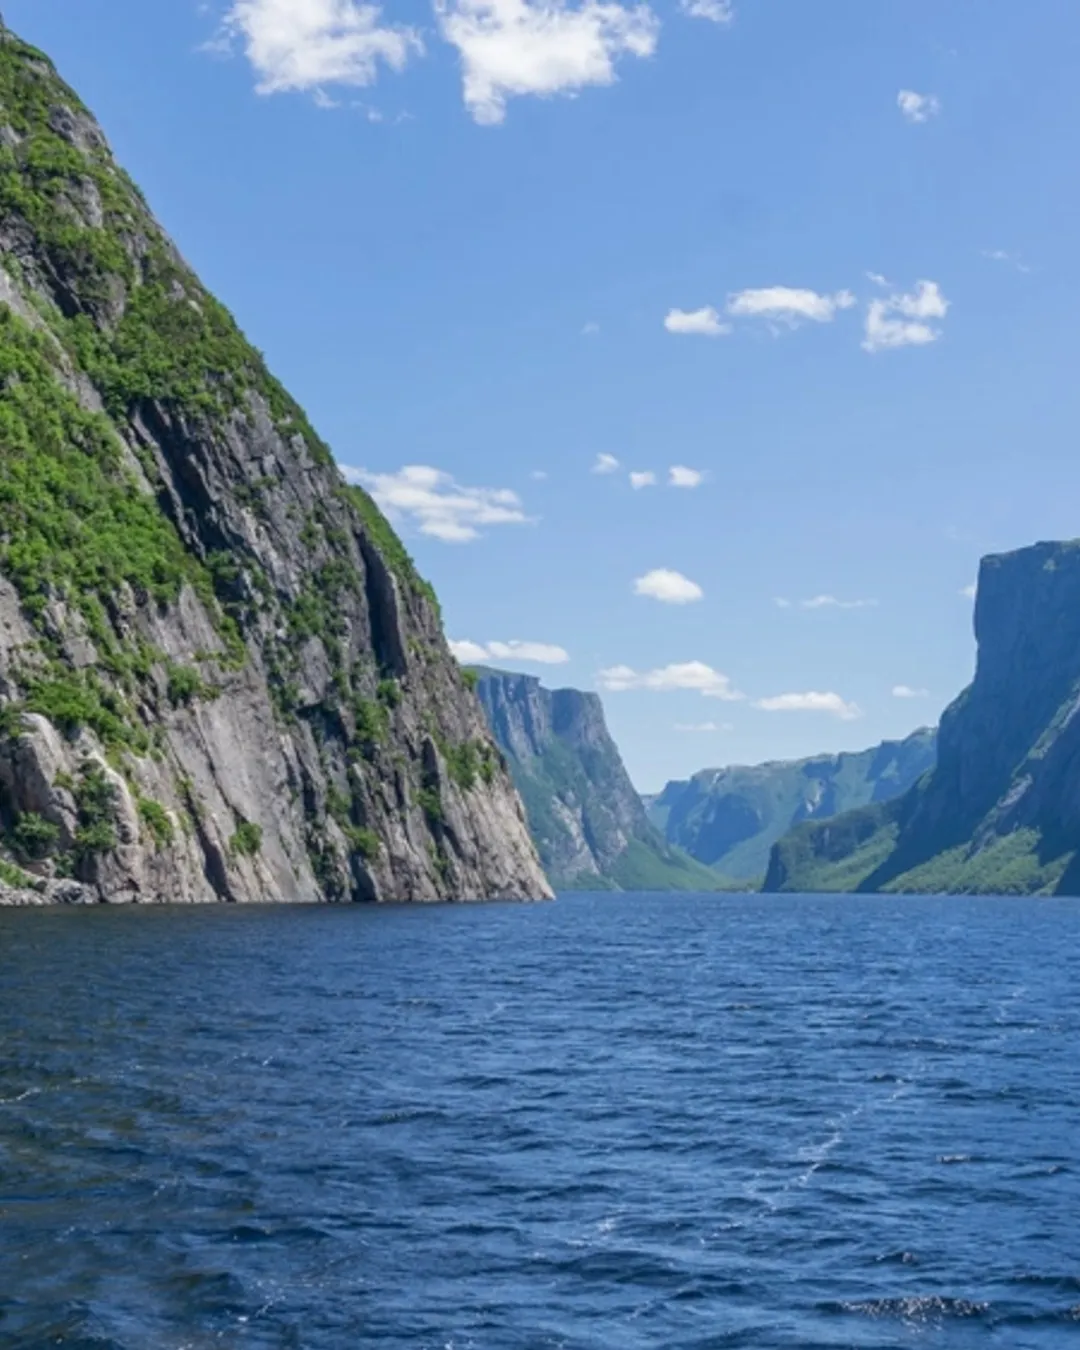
[0,31,551,905]
[474,668,722,891]
[647,728,936,882]
[765,541,1080,896]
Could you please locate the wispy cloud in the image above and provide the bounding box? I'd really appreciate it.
[634,568,704,604]
[664,306,731,337]
[674,720,733,732]
[219,0,422,95]
[960,583,976,599]
[598,661,742,699]
[668,465,704,489]
[892,684,929,699]
[630,471,657,489]
[450,638,570,663]
[582,320,601,335]
[678,0,733,22]
[981,248,1032,274]
[800,594,878,611]
[775,595,878,610]
[727,285,856,327]
[754,691,862,720]
[343,464,530,542]
[897,89,941,124]
[435,0,659,125]
[592,452,621,474]
[863,279,949,353]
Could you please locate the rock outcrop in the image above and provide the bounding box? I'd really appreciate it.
[764,541,1080,896]
[474,668,722,891]
[0,29,551,904]
[647,728,936,884]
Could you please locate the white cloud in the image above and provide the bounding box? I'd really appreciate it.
[773,597,792,608]
[668,465,703,489]
[726,286,856,326]
[960,583,976,599]
[675,720,733,732]
[530,469,548,480]
[664,306,730,337]
[633,568,703,604]
[678,0,733,22]
[582,320,601,335]
[592,452,621,474]
[435,0,659,126]
[898,89,941,124]
[598,661,742,699]
[800,594,878,610]
[629,471,657,489]
[343,464,530,542]
[451,638,570,663]
[221,0,422,94]
[862,279,949,353]
[449,639,490,663]
[866,271,891,288]
[755,691,862,720]
[892,684,929,699]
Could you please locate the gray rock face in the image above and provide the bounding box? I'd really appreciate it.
[763,540,1080,896]
[0,32,551,905]
[474,669,721,892]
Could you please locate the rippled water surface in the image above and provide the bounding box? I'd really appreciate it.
[2,893,1080,1348]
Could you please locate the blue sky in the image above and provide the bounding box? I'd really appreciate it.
[14,0,1080,790]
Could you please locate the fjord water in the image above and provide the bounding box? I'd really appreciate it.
[1,896,1078,1349]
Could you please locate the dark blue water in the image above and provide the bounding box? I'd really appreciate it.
[1,894,1079,1349]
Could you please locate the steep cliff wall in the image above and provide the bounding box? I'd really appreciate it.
[648,729,936,882]
[765,541,1080,896]
[0,30,550,905]
[474,668,723,891]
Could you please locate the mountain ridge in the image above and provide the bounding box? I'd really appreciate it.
[647,728,937,883]
[0,29,551,905]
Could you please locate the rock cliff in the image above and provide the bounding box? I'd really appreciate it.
[474,668,722,891]
[647,728,936,883]
[764,541,1080,896]
[0,29,551,904]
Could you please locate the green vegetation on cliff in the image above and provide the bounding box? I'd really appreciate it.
[474,668,728,892]
[764,542,1080,897]
[0,28,549,904]
[648,728,936,883]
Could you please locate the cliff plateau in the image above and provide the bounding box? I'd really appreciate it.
[647,728,936,884]
[765,541,1080,896]
[474,668,723,891]
[0,29,550,904]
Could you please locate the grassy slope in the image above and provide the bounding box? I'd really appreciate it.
[767,806,1074,897]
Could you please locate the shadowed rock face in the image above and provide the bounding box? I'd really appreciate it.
[647,729,936,883]
[0,31,550,905]
[764,541,1080,897]
[474,669,722,892]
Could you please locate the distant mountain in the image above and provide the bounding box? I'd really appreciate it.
[473,669,725,892]
[765,541,1080,896]
[647,729,937,884]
